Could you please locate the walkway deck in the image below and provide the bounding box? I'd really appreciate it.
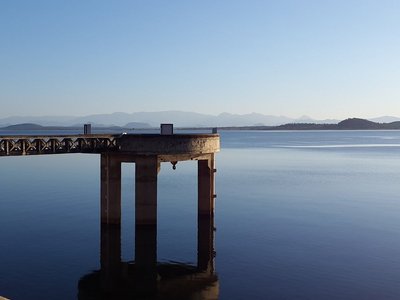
[0,134,219,159]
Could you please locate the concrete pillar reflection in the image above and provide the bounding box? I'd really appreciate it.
[100,153,121,224]
[89,200,217,299]
[135,225,158,297]
[198,216,215,273]
[198,154,216,217]
[100,223,121,291]
[135,156,160,226]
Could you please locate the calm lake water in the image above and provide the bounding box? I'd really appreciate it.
[2,130,400,299]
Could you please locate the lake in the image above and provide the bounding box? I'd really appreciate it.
[1,130,400,299]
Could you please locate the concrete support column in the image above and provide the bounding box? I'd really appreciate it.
[198,154,215,217]
[135,156,160,226]
[101,153,122,224]
[198,216,215,273]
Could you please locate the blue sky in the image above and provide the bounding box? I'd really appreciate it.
[1,0,399,119]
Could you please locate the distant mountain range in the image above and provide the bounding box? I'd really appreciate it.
[2,118,400,131]
[0,111,399,128]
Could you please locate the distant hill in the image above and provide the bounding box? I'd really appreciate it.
[0,123,155,133]
[337,118,400,130]
[3,123,45,130]
[272,123,337,130]
[124,122,152,128]
[1,123,80,130]
[337,118,381,129]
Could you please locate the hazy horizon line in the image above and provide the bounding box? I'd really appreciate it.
[0,110,398,121]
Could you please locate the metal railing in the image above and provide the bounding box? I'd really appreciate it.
[0,135,118,156]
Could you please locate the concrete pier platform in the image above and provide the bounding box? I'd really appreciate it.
[99,134,220,226]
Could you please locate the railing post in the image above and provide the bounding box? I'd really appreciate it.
[5,140,9,155]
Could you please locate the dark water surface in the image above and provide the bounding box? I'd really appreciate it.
[2,130,400,299]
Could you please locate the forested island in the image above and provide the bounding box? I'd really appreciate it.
[191,118,400,131]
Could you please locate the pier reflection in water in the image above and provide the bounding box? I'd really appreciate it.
[78,217,218,299]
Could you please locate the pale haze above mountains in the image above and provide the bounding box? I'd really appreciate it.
[0,111,399,128]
